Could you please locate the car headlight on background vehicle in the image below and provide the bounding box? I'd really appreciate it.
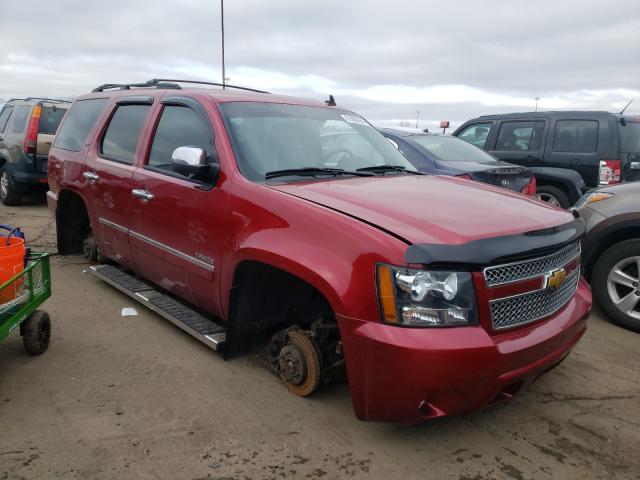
[575,191,614,208]
[376,264,477,327]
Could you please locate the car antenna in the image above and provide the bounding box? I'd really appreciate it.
[619,99,634,115]
[325,95,336,106]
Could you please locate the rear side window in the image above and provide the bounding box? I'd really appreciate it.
[552,120,598,153]
[10,106,31,134]
[619,120,640,153]
[54,99,108,152]
[457,123,492,148]
[39,106,67,135]
[101,104,150,164]
[148,105,211,172]
[0,107,13,133]
[495,121,545,151]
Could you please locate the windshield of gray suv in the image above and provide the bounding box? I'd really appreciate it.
[409,134,496,163]
[218,102,419,181]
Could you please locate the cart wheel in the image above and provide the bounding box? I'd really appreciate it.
[22,310,51,356]
[276,330,321,397]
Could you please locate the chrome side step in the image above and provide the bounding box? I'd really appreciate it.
[90,265,226,350]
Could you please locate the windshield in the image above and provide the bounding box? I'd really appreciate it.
[409,134,497,163]
[218,102,418,181]
[619,119,640,153]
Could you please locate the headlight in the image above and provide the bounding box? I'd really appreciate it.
[376,264,477,327]
[576,191,614,208]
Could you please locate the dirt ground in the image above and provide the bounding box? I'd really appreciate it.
[1,198,639,480]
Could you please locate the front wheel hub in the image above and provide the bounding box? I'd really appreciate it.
[277,344,307,385]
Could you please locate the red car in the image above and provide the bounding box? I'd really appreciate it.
[47,79,591,423]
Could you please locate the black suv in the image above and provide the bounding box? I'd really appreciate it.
[0,97,70,205]
[453,111,640,208]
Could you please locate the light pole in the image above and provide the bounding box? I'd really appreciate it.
[221,0,226,89]
[415,110,420,128]
[534,97,540,112]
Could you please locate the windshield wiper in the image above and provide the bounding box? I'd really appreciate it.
[356,165,424,175]
[265,167,374,180]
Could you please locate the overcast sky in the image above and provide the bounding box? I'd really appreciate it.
[1,0,639,129]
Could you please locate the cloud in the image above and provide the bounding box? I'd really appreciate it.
[0,0,638,125]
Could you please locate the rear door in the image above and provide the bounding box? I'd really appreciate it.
[543,117,605,187]
[487,120,547,168]
[83,97,152,270]
[129,96,227,315]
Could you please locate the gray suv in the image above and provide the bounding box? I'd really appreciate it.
[0,97,70,205]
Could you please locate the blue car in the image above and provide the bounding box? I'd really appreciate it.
[378,128,537,196]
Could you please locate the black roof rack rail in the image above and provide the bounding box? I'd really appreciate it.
[4,97,71,104]
[25,97,72,103]
[146,78,270,94]
[92,81,182,93]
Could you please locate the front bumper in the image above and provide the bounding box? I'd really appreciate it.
[338,278,591,424]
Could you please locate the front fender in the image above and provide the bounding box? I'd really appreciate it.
[219,184,409,322]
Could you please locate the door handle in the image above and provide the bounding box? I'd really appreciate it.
[83,171,100,183]
[132,189,154,202]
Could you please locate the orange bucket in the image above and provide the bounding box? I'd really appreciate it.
[0,236,25,303]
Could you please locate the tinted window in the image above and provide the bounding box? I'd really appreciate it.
[148,106,212,172]
[0,107,14,133]
[457,123,492,148]
[495,121,545,151]
[410,135,497,163]
[11,106,31,133]
[619,120,640,153]
[54,99,108,152]
[101,104,150,164]
[39,106,68,135]
[553,120,598,153]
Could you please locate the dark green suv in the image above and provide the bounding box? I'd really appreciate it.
[0,97,70,205]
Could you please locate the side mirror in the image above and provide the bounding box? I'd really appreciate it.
[171,146,211,176]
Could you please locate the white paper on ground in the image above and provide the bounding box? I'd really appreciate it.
[121,307,138,317]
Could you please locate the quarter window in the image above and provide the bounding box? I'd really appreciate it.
[495,121,545,151]
[457,123,492,149]
[101,104,150,164]
[148,105,212,173]
[552,120,598,153]
[0,107,14,133]
[11,106,30,134]
[54,98,108,152]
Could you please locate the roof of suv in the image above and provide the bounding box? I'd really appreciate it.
[6,97,71,106]
[80,80,331,109]
[474,111,619,120]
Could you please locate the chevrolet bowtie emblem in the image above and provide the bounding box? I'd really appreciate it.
[545,268,567,289]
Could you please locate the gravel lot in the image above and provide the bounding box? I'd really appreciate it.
[1,199,639,480]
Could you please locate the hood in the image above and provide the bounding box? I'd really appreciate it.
[268,175,574,245]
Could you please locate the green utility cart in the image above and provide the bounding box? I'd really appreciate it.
[0,253,52,355]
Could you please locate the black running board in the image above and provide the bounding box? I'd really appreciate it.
[89,265,226,350]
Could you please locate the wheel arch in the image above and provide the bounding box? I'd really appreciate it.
[55,188,92,255]
[583,220,640,281]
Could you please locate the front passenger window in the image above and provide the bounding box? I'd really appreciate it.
[457,123,492,149]
[148,105,212,174]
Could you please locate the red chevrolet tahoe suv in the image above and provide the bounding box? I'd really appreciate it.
[47,79,592,423]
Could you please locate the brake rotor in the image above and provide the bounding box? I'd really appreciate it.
[276,330,321,397]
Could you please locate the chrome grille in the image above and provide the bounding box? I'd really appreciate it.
[490,269,580,330]
[484,242,581,287]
